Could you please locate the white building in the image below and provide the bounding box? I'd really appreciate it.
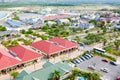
[56,19,70,24]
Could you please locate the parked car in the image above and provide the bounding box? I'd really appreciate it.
[89,54,93,57]
[75,59,81,63]
[71,60,77,64]
[85,54,92,58]
[78,58,83,62]
[80,57,86,61]
[102,59,109,63]
[116,76,120,80]
[83,55,90,60]
[100,68,109,73]
[88,65,96,70]
[110,61,117,66]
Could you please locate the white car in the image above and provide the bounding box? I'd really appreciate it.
[88,65,96,70]
[100,68,109,73]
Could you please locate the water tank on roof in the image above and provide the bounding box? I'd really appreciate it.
[9,50,17,57]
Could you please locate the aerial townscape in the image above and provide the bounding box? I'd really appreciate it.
[0,0,120,80]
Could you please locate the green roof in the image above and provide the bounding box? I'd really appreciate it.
[14,70,31,80]
[43,60,54,68]
[14,62,73,80]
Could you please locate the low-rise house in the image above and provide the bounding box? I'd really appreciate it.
[114,25,120,29]
[110,17,120,24]
[0,30,18,37]
[6,19,23,28]
[22,18,35,25]
[71,17,80,22]
[42,14,69,20]
[46,21,56,26]
[70,22,94,29]
[14,61,74,80]
[56,19,70,24]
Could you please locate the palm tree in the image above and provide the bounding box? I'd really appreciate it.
[10,71,19,79]
[72,68,80,79]
[52,70,61,80]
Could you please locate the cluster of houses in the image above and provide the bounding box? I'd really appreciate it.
[1,9,120,32]
[4,12,76,31]
[0,37,79,75]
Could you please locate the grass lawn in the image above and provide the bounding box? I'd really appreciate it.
[104,45,120,56]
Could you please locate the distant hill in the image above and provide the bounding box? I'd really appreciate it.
[1,0,120,3]
[0,0,120,6]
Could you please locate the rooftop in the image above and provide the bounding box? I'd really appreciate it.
[31,37,79,55]
[8,45,42,62]
[14,61,73,80]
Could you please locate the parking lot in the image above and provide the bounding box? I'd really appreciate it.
[76,56,120,80]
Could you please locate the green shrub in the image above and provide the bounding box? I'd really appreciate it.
[93,50,116,61]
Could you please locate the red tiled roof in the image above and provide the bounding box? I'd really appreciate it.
[31,40,64,55]
[50,37,79,49]
[0,49,19,70]
[42,14,69,20]
[31,37,79,55]
[9,45,42,62]
[110,17,119,21]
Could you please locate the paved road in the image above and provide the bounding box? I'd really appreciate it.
[67,30,100,40]
[77,56,120,80]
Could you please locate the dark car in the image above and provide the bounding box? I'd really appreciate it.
[83,55,89,60]
[71,60,77,64]
[80,57,86,61]
[110,61,117,66]
[102,59,109,63]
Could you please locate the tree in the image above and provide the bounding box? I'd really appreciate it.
[27,28,33,34]
[42,25,50,31]
[89,19,97,26]
[23,39,32,45]
[12,13,19,20]
[102,27,107,34]
[85,33,102,44]
[114,40,120,50]
[103,38,107,46]
[40,35,48,40]
[11,40,19,47]
[72,68,80,78]
[11,71,19,79]
[97,21,105,28]
[0,25,7,31]
[20,29,26,34]
[52,70,61,80]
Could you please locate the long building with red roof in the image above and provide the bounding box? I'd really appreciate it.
[31,37,79,58]
[0,49,19,71]
[0,45,42,74]
[42,14,70,20]
[9,45,42,62]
